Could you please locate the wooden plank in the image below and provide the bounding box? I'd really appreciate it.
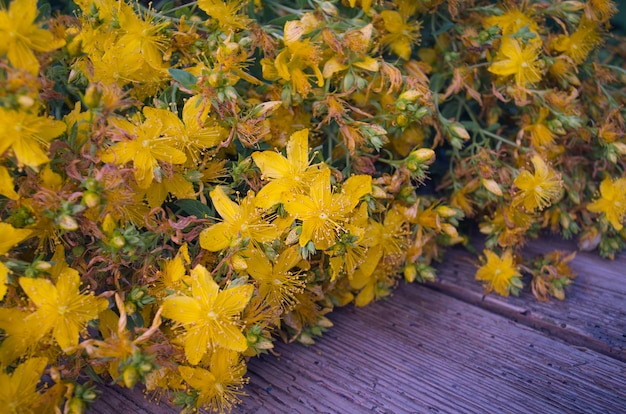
[237,285,626,413]
[90,238,626,413]
[429,234,626,361]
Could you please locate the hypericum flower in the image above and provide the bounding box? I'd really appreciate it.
[101,112,187,188]
[265,20,324,96]
[0,108,66,168]
[0,165,19,200]
[523,107,556,147]
[284,169,372,251]
[199,187,278,252]
[116,4,169,70]
[513,155,562,211]
[322,24,379,79]
[475,249,522,296]
[162,264,253,364]
[198,0,249,33]
[0,0,65,74]
[245,246,305,312]
[489,36,542,87]
[179,348,247,412]
[0,222,32,300]
[587,177,626,230]
[19,268,108,350]
[0,222,32,256]
[153,95,222,164]
[484,8,540,39]
[0,357,48,414]
[379,0,421,60]
[252,129,324,209]
[552,18,602,65]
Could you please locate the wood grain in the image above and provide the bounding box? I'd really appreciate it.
[90,237,626,413]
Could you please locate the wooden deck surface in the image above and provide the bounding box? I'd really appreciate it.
[91,236,626,413]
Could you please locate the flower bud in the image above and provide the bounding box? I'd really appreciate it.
[82,191,100,208]
[58,215,79,231]
[17,95,35,108]
[83,84,103,109]
[231,254,248,271]
[449,122,470,140]
[122,366,139,388]
[410,148,435,163]
[482,178,503,196]
[403,264,417,283]
[110,234,126,249]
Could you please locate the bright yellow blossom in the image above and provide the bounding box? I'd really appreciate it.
[116,4,169,70]
[162,264,253,364]
[153,95,224,163]
[284,169,372,250]
[489,36,542,87]
[484,8,540,39]
[19,268,108,350]
[513,155,562,211]
[0,357,48,414]
[0,0,65,74]
[552,18,602,65]
[380,1,421,60]
[101,112,187,188]
[587,177,626,230]
[266,20,324,95]
[0,108,66,168]
[475,249,521,296]
[0,222,32,255]
[252,129,325,209]
[179,348,247,412]
[245,246,305,312]
[199,0,249,33]
[200,187,278,251]
[523,107,556,147]
[0,165,19,200]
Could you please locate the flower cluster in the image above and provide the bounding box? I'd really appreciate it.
[0,0,624,412]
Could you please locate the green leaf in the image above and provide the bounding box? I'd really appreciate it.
[174,199,214,218]
[168,68,198,91]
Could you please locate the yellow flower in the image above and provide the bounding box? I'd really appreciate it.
[0,0,65,74]
[0,357,48,414]
[475,249,521,296]
[199,187,278,252]
[179,348,247,412]
[0,307,39,365]
[552,18,602,65]
[0,165,19,200]
[523,107,556,147]
[322,24,379,79]
[162,264,253,364]
[153,244,191,300]
[0,222,32,255]
[513,155,562,211]
[484,8,540,39]
[198,0,249,33]
[19,268,109,350]
[155,95,223,164]
[101,112,187,188]
[116,4,169,70]
[142,170,195,209]
[587,177,626,230]
[284,169,372,250]
[379,1,421,60]
[245,246,305,312]
[269,20,324,95]
[488,36,542,87]
[0,108,66,168]
[252,129,324,209]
